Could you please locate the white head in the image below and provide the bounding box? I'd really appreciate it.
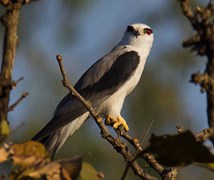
[119,23,154,52]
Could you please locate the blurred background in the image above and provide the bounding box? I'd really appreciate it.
[0,0,213,179]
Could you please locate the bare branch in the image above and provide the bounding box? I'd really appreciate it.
[0,0,22,140]
[121,120,155,180]
[12,77,24,88]
[8,92,29,112]
[178,0,214,144]
[56,55,159,180]
[56,55,102,123]
[0,0,38,142]
[196,127,214,142]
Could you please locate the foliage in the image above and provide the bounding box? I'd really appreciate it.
[0,141,102,179]
[145,131,214,169]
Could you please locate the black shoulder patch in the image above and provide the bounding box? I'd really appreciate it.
[82,51,140,96]
[32,51,140,139]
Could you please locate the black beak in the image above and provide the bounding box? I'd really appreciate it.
[134,30,140,38]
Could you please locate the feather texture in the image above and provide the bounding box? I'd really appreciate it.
[32,23,154,156]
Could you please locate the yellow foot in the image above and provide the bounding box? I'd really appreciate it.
[105,115,129,131]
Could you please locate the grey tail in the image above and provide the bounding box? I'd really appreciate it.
[32,112,89,158]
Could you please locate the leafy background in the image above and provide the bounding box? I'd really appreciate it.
[0,0,213,179]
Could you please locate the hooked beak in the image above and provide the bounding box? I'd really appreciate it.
[134,30,141,38]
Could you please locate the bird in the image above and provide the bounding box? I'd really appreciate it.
[32,23,154,157]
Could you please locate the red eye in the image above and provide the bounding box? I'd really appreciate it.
[144,28,153,35]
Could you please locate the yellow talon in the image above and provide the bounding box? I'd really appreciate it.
[105,115,129,131]
[105,115,115,125]
[114,116,129,131]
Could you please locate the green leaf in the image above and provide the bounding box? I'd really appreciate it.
[0,119,10,141]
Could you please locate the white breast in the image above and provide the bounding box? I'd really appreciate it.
[97,48,147,117]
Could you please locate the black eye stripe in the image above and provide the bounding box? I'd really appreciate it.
[127,26,135,32]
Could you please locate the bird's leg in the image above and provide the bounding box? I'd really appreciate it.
[105,115,129,131]
[114,116,129,131]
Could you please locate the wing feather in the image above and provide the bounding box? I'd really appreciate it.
[33,49,140,140]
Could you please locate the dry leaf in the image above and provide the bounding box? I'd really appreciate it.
[145,131,214,167]
[0,141,49,171]
[26,162,62,179]
[18,155,83,180]
[10,141,49,169]
[1,141,83,179]
[0,145,9,162]
[60,155,83,179]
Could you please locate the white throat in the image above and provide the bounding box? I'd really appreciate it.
[118,23,154,54]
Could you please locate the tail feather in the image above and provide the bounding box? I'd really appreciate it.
[33,112,89,157]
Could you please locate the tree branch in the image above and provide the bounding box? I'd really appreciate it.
[8,92,28,112]
[196,127,214,142]
[0,0,21,141]
[56,55,161,180]
[120,120,167,179]
[0,0,36,141]
[178,0,214,144]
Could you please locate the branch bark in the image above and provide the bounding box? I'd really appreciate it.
[178,0,214,143]
[8,92,29,112]
[56,55,161,180]
[0,1,21,140]
[196,127,214,142]
[0,0,35,141]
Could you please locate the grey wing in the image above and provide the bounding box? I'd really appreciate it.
[33,50,140,140]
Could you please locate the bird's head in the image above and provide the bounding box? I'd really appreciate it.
[119,23,154,52]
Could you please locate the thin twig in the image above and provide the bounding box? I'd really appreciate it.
[121,120,154,180]
[56,55,103,125]
[8,92,28,112]
[56,55,158,180]
[118,122,164,176]
[0,77,24,90]
[196,127,214,142]
[136,120,154,157]
[12,77,24,88]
